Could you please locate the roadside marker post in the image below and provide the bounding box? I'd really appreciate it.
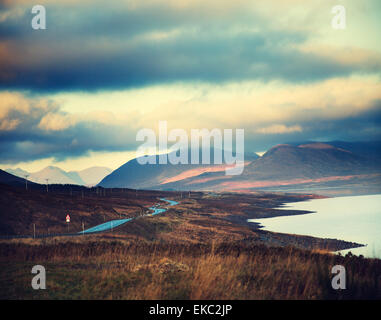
[66,214,70,233]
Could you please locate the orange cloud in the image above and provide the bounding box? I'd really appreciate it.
[256,124,302,134]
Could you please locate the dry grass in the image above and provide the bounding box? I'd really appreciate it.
[0,238,380,300]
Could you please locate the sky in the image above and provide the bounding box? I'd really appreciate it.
[0,0,381,171]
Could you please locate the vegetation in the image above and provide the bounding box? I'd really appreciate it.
[1,237,380,300]
[1,185,377,300]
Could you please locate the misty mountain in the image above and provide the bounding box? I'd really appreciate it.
[75,167,113,186]
[26,166,84,185]
[5,166,112,186]
[0,169,35,187]
[5,168,30,179]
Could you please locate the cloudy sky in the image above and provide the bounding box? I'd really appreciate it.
[0,0,381,171]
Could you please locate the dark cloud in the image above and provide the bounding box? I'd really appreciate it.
[0,122,138,162]
[0,94,138,162]
[1,2,380,164]
[245,101,381,152]
[1,94,380,163]
[0,3,379,92]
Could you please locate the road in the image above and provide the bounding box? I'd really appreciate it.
[80,198,179,234]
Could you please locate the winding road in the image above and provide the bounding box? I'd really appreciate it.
[80,198,179,234]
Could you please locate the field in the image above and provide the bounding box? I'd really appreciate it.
[0,184,379,300]
[1,237,380,300]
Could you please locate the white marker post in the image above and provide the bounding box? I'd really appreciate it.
[66,214,70,233]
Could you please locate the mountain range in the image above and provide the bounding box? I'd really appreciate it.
[98,141,381,195]
[5,166,112,186]
[98,148,258,190]
[1,141,380,196]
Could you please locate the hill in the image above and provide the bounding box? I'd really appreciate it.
[0,169,35,188]
[99,148,258,189]
[98,142,381,195]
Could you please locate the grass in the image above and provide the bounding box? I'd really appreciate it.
[0,238,380,300]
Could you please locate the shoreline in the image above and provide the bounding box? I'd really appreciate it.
[224,195,365,253]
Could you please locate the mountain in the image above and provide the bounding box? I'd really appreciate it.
[98,148,258,189]
[243,143,375,180]
[4,141,380,195]
[75,167,112,186]
[326,141,381,162]
[0,169,37,188]
[5,166,112,186]
[26,166,83,185]
[5,168,30,178]
[287,141,381,162]
[98,142,381,195]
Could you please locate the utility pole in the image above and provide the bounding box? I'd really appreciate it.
[45,179,49,192]
[33,223,35,239]
[24,175,29,191]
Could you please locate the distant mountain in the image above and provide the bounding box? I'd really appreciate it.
[243,143,375,180]
[5,166,112,186]
[5,168,30,178]
[98,148,258,189]
[75,167,112,186]
[27,166,83,185]
[0,169,36,187]
[66,171,86,185]
[4,141,380,195]
[98,142,381,195]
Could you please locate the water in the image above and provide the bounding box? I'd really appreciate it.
[81,198,179,234]
[248,194,381,259]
